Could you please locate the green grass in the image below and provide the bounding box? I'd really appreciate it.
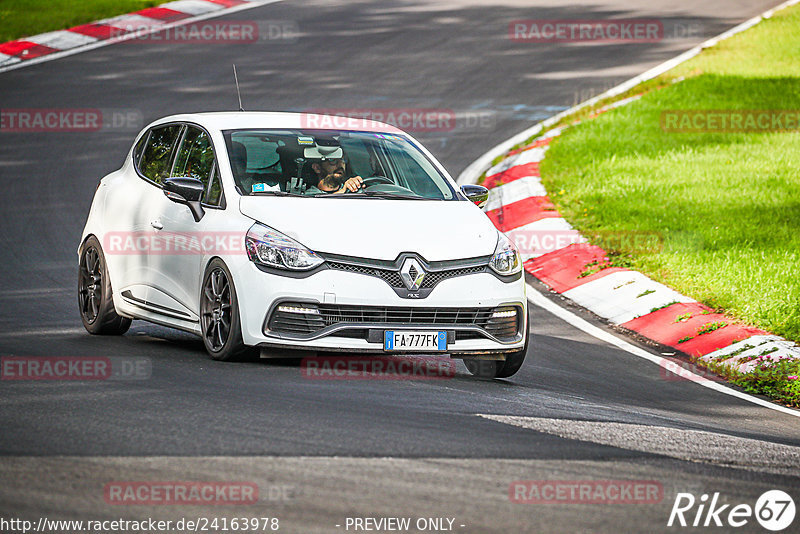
[536,5,800,405]
[710,359,800,408]
[541,6,800,340]
[0,0,159,43]
[696,321,728,335]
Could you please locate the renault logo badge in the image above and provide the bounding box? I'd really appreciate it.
[400,258,426,291]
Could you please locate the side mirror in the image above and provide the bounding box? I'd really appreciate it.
[461,184,490,209]
[164,177,205,222]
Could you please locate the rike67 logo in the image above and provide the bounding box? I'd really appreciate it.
[668,490,795,531]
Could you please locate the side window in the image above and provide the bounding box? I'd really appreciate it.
[138,125,182,185]
[133,131,150,167]
[205,165,223,207]
[172,127,216,192]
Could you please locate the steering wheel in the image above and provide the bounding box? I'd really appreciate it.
[361,175,394,188]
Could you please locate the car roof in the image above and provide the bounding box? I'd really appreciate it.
[149,111,406,135]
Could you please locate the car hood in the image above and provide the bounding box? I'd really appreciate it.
[239,197,498,261]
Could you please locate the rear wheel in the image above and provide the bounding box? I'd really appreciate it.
[464,333,529,379]
[78,236,131,335]
[200,259,256,361]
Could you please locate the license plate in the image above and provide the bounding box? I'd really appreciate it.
[384,330,447,351]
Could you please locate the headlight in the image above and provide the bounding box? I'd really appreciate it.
[489,232,522,276]
[245,223,323,271]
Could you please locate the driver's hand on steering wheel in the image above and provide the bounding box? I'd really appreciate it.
[336,176,364,194]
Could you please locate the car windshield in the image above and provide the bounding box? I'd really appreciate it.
[222,129,456,200]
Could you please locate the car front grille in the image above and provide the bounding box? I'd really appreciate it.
[266,303,520,342]
[315,305,494,325]
[328,262,485,289]
[328,262,404,288]
[418,265,485,288]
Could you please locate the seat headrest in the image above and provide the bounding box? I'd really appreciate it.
[230,141,247,177]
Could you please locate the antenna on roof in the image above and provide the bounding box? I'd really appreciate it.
[232,64,244,112]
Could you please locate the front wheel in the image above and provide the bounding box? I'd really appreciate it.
[78,236,131,335]
[464,334,529,379]
[200,259,256,361]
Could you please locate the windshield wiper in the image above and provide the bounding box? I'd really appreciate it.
[312,191,426,200]
[359,191,430,200]
[250,190,305,197]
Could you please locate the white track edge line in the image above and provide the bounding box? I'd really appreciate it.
[456,0,800,185]
[0,0,282,75]
[526,284,800,418]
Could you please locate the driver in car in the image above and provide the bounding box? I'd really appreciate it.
[306,157,364,195]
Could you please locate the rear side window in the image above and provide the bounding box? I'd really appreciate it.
[137,124,182,185]
[172,126,223,206]
[133,132,149,167]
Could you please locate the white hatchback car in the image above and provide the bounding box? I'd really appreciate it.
[78,112,528,378]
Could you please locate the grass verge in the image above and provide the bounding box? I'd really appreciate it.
[536,5,800,405]
[709,359,800,407]
[0,0,159,43]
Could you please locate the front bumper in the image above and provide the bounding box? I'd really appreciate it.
[233,260,527,355]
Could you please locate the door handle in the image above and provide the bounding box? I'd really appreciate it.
[150,220,163,230]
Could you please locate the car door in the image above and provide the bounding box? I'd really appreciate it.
[103,123,183,309]
[146,125,227,322]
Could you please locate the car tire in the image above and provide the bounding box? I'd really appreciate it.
[494,333,529,378]
[464,332,529,379]
[78,236,132,335]
[200,259,257,361]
